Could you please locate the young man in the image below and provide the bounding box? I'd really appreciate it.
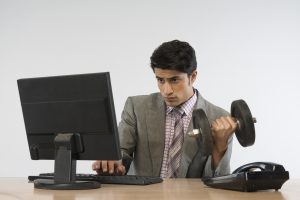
[92,40,236,178]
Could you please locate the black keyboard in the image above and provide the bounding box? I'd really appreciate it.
[28,173,163,185]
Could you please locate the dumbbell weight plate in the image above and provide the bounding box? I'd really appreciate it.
[231,99,255,147]
[192,109,213,156]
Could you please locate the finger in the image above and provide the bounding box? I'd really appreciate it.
[101,160,108,173]
[213,118,224,131]
[221,117,237,138]
[220,117,231,130]
[211,120,223,135]
[226,116,238,131]
[211,121,216,131]
[211,120,217,129]
[116,165,126,175]
[211,119,221,128]
[92,161,100,170]
[108,161,115,174]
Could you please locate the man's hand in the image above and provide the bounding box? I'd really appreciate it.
[211,116,237,169]
[92,160,126,175]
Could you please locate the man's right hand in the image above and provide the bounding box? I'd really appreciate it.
[92,160,126,175]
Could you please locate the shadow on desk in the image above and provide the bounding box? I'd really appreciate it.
[204,185,286,200]
[32,184,130,200]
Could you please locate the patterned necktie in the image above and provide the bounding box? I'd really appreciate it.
[167,108,184,178]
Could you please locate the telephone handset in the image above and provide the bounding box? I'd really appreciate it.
[202,161,289,192]
[232,162,286,174]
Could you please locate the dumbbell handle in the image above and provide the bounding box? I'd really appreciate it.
[236,117,257,131]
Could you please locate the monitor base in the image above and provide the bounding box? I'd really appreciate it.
[34,179,101,190]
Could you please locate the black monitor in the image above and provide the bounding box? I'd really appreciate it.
[17,72,121,190]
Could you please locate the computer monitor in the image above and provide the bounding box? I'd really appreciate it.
[17,72,121,190]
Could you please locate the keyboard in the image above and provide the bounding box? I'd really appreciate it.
[28,173,163,185]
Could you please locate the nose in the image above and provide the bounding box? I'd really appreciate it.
[162,82,173,96]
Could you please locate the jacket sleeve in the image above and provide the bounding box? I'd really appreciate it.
[118,97,137,172]
[203,136,233,177]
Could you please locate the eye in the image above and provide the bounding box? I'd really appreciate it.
[170,77,179,83]
[156,77,165,84]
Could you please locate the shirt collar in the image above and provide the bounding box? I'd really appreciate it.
[166,91,197,116]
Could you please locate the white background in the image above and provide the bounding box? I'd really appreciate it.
[1,0,299,178]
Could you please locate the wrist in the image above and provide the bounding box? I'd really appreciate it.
[211,145,227,170]
[213,142,227,154]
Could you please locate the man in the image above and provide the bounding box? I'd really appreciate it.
[92,40,236,178]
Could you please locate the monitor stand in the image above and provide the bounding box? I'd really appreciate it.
[34,133,101,190]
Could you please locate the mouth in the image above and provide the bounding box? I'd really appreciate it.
[164,97,176,102]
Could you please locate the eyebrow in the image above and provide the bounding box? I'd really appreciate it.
[155,76,181,80]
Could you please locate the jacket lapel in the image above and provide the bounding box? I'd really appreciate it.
[178,91,207,177]
[145,94,166,176]
[144,91,207,177]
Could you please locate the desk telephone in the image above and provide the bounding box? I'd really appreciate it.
[202,162,289,192]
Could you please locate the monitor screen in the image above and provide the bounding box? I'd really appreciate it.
[17,72,121,189]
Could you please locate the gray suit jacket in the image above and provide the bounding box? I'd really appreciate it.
[119,91,233,178]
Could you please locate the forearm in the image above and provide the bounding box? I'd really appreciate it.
[203,136,233,177]
[211,146,227,170]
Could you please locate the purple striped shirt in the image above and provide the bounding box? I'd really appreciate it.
[160,92,197,178]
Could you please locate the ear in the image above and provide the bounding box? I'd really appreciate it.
[190,70,197,84]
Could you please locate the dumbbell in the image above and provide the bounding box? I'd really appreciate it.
[188,99,256,156]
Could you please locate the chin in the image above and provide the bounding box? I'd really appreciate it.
[165,101,180,107]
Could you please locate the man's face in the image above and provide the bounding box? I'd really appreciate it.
[154,68,197,107]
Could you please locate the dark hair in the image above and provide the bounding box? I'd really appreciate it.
[150,40,197,75]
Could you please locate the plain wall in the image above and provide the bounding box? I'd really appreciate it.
[1,0,299,178]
